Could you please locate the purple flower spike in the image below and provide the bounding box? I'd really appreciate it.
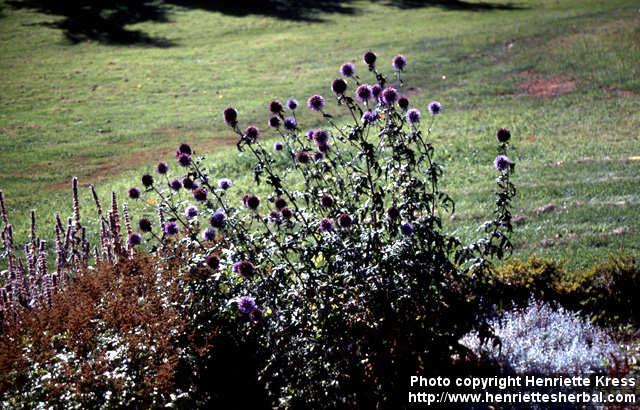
[273,141,284,151]
[269,210,282,225]
[306,129,315,141]
[184,205,198,219]
[233,260,256,278]
[281,207,293,220]
[314,151,324,162]
[381,87,398,106]
[244,126,260,142]
[428,101,442,116]
[128,187,141,200]
[177,143,192,156]
[218,178,232,190]
[238,295,257,314]
[494,155,511,172]
[406,108,422,124]
[320,194,334,208]
[319,218,334,232]
[283,116,297,131]
[387,206,400,220]
[169,178,183,191]
[340,62,355,78]
[202,227,216,241]
[307,95,325,111]
[269,100,284,114]
[274,198,287,210]
[355,84,372,103]
[317,142,329,153]
[392,54,407,71]
[363,51,377,67]
[496,128,511,143]
[223,107,238,127]
[163,221,179,236]
[296,151,310,164]
[128,232,142,246]
[156,162,169,175]
[182,177,197,190]
[332,78,348,95]
[400,222,414,237]
[287,98,298,110]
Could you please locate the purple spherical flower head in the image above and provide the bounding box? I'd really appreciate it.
[306,129,315,141]
[281,207,293,220]
[494,155,510,172]
[381,87,398,106]
[223,107,238,127]
[398,96,409,111]
[177,143,192,156]
[164,221,179,236]
[206,254,220,270]
[314,151,324,161]
[307,94,325,111]
[428,101,442,116]
[355,84,372,103]
[269,100,284,114]
[319,218,334,232]
[169,178,183,191]
[268,116,281,128]
[371,84,382,99]
[182,177,197,190]
[296,151,310,164]
[363,50,377,67]
[338,213,353,228]
[287,98,298,110]
[387,206,400,220]
[218,178,232,190]
[128,187,141,200]
[202,226,216,241]
[400,222,415,237]
[496,128,511,143]
[193,187,207,202]
[273,141,284,151]
[361,111,377,125]
[156,162,169,174]
[318,142,330,153]
[246,194,260,210]
[141,174,154,188]
[128,232,142,246]
[184,205,198,219]
[283,116,297,131]
[269,210,282,224]
[321,194,334,208]
[392,54,407,71]
[177,153,192,167]
[244,126,260,142]
[314,129,329,145]
[275,198,287,210]
[340,62,355,78]
[406,108,422,124]
[233,260,256,278]
[210,209,225,228]
[238,295,257,314]
[139,217,152,233]
[332,78,348,95]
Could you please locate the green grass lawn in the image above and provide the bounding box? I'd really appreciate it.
[1,0,639,270]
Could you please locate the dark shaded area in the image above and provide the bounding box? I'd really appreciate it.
[381,0,521,11]
[8,0,520,46]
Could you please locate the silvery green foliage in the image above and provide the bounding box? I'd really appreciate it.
[460,299,620,374]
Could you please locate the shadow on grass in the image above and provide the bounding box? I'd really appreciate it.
[8,0,521,46]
